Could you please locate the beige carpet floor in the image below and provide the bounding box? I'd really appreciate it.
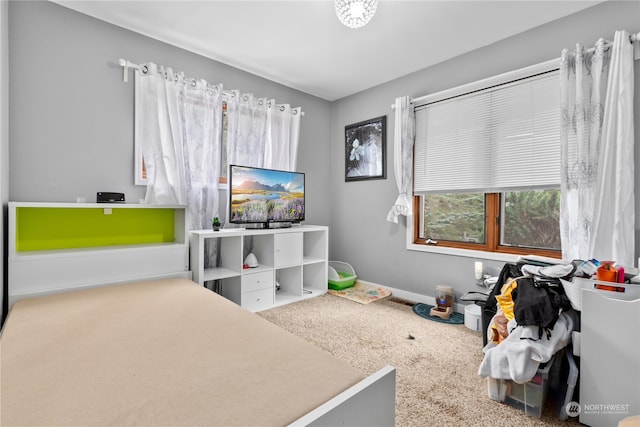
[258,293,579,427]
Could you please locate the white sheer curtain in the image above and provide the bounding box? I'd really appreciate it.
[226,93,301,171]
[266,103,301,171]
[225,91,268,168]
[137,65,303,231]
[387,96,415,223]
[560,32,635,265]
[137,64,188,205]
[560,39,609,262]
[589,31,635,266]
[136,63,223,230]
[180,79,224,231]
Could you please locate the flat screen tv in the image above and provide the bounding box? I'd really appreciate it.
[228,165,305,228]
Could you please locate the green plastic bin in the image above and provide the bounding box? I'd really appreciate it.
[328,261,357,290]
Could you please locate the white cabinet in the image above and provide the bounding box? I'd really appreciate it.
[224,270,274,312]
[189,226,328,312]
[243,270,274,293]
[579,287,640,427]
[274,233,302,267]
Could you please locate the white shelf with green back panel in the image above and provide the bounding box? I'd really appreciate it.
[8,202,190,307]
[189,226,328,312]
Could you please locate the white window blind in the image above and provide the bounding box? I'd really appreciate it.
[414,70,560,194]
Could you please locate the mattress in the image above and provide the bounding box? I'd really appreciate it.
[0,278,365,426]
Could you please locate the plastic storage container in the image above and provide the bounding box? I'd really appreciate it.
[464,304,482,331]
[328,261,357,290]
[555,348,579,421]
[487,353,557,418]
[560,277,640,311]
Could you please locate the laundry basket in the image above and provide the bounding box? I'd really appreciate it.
[328,261,357,290]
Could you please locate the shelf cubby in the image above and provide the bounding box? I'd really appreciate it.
[190,226,328,312]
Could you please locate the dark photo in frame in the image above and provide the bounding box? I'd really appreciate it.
[344,116,386,182]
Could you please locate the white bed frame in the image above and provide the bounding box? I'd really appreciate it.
[292,364,396,426]
[6,202,397,426]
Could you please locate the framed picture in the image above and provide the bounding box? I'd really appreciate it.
[344,116,386,182]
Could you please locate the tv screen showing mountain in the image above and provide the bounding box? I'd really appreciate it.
[229,165,305,225]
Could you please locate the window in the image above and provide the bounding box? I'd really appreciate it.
[413,61,561,258]
[422,193,485,244]
[500,189,560,251]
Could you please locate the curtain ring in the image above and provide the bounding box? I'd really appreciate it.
[280,105,285,112]
[142,65,149,74]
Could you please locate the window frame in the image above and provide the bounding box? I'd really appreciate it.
[413,193,561,259]
[408,58,562,261]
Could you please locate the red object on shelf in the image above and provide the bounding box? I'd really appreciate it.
[596,262,617,282]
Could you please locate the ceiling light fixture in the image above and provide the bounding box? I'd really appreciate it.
[335,0,378,29]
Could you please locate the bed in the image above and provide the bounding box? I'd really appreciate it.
[1,277,396,426]
[3,203,395,426]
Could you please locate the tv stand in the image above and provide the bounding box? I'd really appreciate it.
[242,222,294,229]
[264,222,293,229]
[189,226,328,312]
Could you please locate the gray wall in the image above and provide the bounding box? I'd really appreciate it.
[1,0,9,317]
[329,0,640,301]
[8,0,332,227]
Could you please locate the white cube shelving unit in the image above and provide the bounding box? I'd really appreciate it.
[189,226,328,312]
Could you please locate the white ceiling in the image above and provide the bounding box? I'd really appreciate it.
[52,0,602,101]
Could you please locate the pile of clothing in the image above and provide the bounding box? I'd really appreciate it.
[478,262,577,384]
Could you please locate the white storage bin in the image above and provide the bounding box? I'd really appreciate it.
[464,304,482,331]
[560,277,640,311]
